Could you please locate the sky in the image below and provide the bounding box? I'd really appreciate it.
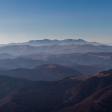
[0,0,112,44]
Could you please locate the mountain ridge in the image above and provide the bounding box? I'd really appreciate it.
[0,39,105,47]
[0,64,82,81]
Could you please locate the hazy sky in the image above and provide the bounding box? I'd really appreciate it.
[0,0,112,43]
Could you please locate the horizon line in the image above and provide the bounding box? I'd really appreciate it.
[0,38,110,45]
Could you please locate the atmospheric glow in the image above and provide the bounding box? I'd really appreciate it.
[0,0,112,44]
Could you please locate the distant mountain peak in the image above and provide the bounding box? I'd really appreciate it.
[76,38,87,42]
[26,39,90,46]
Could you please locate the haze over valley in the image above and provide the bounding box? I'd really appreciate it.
[0,39,111,112]
[0,39,112,76]
[0,0,112,111]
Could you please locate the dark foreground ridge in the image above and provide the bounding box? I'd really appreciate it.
[0,69,111,112]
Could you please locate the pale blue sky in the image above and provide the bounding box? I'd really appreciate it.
[0,0,112,43]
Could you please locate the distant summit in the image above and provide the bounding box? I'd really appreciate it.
[24,39,101,46]
[0,39,105,47]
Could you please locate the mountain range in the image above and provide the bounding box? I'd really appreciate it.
[0,39,111,112]
[0,39,111,56]
[4,39,103,46]
[0,39,111,74]
[0,52,112,75]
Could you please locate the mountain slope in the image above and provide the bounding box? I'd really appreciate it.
[0,76,30,102]
[0,69,111,112]
[73,86,112,112]
[56,69,112,112]
[0,78,81,112]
